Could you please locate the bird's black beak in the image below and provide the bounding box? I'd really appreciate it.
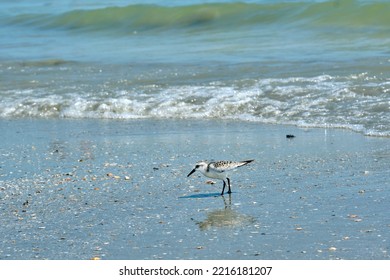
[187,169,196,177]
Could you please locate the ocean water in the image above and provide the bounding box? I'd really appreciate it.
[0,0,389,136]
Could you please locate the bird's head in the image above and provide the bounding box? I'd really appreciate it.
[187,161,208,177]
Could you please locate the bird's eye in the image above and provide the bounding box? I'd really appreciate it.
[195,165,200,168]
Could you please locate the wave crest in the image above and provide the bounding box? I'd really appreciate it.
[8,1,390,35]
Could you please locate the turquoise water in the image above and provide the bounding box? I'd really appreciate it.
[1,0,389,136]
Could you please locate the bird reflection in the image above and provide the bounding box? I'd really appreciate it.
[196,194,256,230]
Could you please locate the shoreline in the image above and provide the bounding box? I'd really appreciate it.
[1,119,389,259]
[1,117,389,138]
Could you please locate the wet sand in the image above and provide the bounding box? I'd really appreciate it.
[0,119,389,259]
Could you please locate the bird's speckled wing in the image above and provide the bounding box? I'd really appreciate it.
[208,160,253,172]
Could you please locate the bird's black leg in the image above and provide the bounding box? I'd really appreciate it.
[227,178,232,194]
[221,180,226,195]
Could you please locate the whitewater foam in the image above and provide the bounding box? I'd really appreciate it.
[1,74,388,137]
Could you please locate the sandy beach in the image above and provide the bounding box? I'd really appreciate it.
[0,119,388,260]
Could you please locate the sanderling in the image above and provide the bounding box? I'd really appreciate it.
[187,160,254,195]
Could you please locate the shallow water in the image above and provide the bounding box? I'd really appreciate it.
[1,0,390,136]
[1,119,389,259]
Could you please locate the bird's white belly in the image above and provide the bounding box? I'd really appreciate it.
[203,171,227,180]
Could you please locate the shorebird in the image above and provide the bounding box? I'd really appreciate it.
[187,160,254,195]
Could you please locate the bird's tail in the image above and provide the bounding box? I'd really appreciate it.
[240,159,254,166]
